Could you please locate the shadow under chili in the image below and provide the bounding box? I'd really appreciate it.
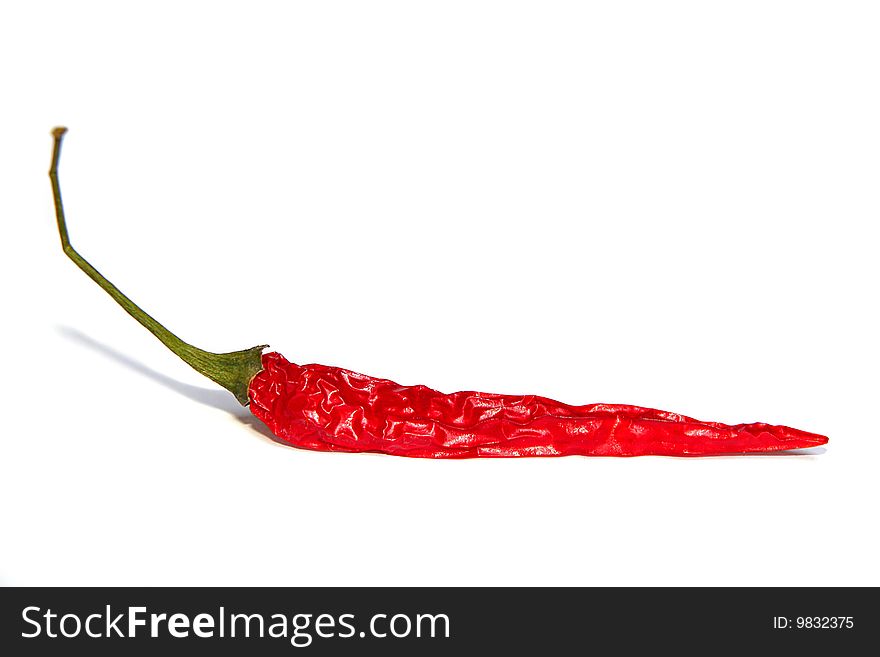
[55,326,283,446]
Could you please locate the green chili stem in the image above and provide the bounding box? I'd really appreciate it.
[49,127,266,405]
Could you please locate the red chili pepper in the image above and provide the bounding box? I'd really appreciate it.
[49,128,827,457]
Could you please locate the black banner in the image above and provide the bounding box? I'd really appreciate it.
[1,587,875,654]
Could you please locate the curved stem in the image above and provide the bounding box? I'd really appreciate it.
[49,127,266,405]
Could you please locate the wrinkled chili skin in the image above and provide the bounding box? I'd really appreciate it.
[248,352,827,457]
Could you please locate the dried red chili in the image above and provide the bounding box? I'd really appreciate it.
[49,128,828,457]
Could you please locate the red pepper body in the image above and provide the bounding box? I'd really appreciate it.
[248,352,827,457]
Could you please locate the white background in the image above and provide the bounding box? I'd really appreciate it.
[1,1,878,586]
